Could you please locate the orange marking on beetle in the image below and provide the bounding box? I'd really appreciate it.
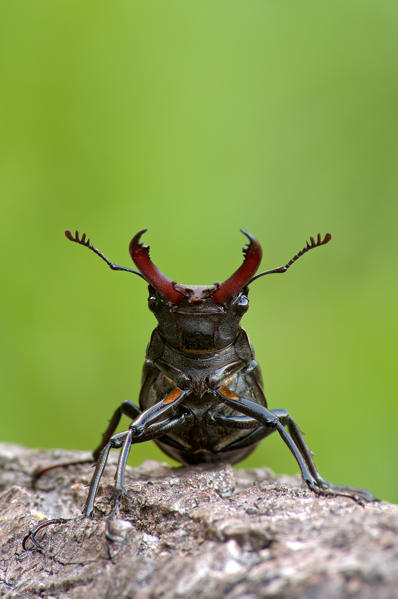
[162,388,183,405]
[219,386,239,400]
[223,375,235,386]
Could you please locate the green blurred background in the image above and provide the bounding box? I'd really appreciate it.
[1,1,397,502]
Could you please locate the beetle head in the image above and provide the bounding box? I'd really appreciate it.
[130,230,261,351]
[146,284,251,351]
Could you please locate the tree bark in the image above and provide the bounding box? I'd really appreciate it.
[0,442,397,599]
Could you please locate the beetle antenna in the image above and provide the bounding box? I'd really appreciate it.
[65,230,146,279]
[248,233,332,284]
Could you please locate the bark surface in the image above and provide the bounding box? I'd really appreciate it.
[0,443,397,599]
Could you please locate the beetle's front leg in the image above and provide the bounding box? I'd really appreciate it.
[24,388,189,551]
[82,387,189,523]
[216,388,375,504]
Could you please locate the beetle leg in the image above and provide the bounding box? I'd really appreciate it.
[216,389,375,504]
[211,413,259,429]
[83,388,189,520]
[214,409,293,450]
[25,431,130,551]
[275,409,376,503]
[105,429,133,531]
[25,416,187,552]
[32,458,94,488]
[95,394,190,541]
[84,413,187,524]
[31,400,142,487]
[24,390,189,551]
[23,517,73,552]
[206,360,247,389]
[215,388,318,490]
[92,399,141,460]
[218,426,273,452]
[82,431,128,517]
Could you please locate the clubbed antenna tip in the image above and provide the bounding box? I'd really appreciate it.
[64,228,145,279]
[248,232,332,284]
[65,229,92,247]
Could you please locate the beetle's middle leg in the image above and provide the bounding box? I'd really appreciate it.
[216,388,375,504]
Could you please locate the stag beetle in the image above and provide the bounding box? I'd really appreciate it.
[24,229,375,549]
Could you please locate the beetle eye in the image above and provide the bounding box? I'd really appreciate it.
[148,295,160,313]
[236,295,249,314]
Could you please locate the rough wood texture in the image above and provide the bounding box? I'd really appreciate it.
[0,442,397,599]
